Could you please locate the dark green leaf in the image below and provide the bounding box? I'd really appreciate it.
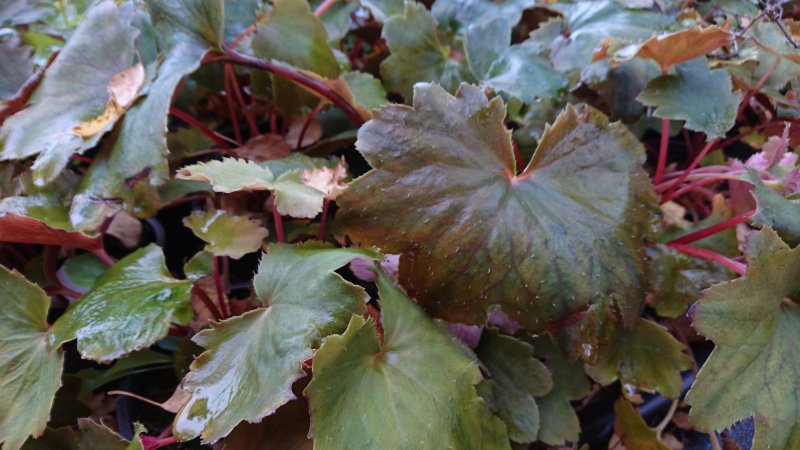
[586,318,692,399]
[638,57,741,139]
[0,267,63,450]
[305,272,510,449]
[432,0,534,33]
[145,0,224,49]
[337,83,656,332]
[0,37,35,100]
[380,2,475,100]
[475,328,552,443]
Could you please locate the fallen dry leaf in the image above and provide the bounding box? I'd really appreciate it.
[299,157,347,198]
[232,133,291,162]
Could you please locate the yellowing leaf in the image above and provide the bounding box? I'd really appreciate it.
[183,209,269,259]
[298,157,347,199]
[613,398,669,450]
[73,63,145,137]
[593,26,732,73]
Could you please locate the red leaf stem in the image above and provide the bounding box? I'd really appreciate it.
[225,64,259,137]
[660,138,718,198]
[667,243,747,275]
[223,64,243,145]
[654,118,670,184]
[213,256,230,318]
[169,107,233,150]
[666,210,754,246]
[219,46,366,128]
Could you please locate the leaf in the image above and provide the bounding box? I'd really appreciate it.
[298,157,348,199]
[0,267,63,450]
[613,399,669,450]
[533,0,671,72]
[231,133,292,162]
[431,0,534,33]
[341,71,389,111]
[586,318,692,399]
[638,57,741,139]
[359,0,403,22]
[183,209,268,259]
[647,245,732,318]
[49,244,192,362]
[72,63,146,138]
[173,243,379,443]
[380,2,475,100]
[145,0,224,49]
[594,26,732,73]
[58,253,108,294]
[305,272,510,450]
[337,83,656,332]
[0,37,35,100]
[251,0,339,115]
[70,1,218,231]
[0,212,101,250]
[0,1,140,185]
[529,335,591,445]
[744,169,800,247]
[475,328,553,443]
[176,157,328,218]
[20,427,78,450]
[686,228,800,449]
[76,419,144,450]
[0,0,52,27]
[465,18,565,102]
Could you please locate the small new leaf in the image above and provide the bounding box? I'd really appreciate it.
[183,209,268,259]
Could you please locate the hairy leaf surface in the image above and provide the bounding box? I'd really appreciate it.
[337,83,656,332]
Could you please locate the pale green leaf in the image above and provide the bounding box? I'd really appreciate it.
[306,272,510,449]
[0,1,139,185]
[49,244,192,362]
[342,71,388,111]
[337,84,656,333]
[360,0,403,22]
[586,318,692,399]
[380,2,475,100]
[0,267,63,450]
[76,419,144,450]
[475,328,553,443]
[173,243,378,443]
[183,209,268,259]
[686,228,800,449]
[176,157,328,218]
[432,0,534,33]
[638,57,741,139]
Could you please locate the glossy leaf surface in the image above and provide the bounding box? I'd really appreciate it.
[184,209,268,259]
[50,244,192,362]
[0,268,63,450]
[337,83,656,332]
[306,273,510,449]
[173,243,378,443]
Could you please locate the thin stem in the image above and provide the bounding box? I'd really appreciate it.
[273,197,286,243]
[192,284,224,321]
[230,23,258,49]
[314,0,339,16]
[317,199,330,241]
[223,65,243,145]
[660,139,717,198]
[667,210,754,246]
[668,243,747,275]
[92,248,116,267]
[511,140,525,174]
[297,102,325,149]
[709,432,723,450]
[220,46,365,128]
[738,57,781,115]
[660,177,726,203]
[170,107,234,149]
[654,118,670,184]
[213,256,230,318]
[655,399,679,438]
[225,64,259,137]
